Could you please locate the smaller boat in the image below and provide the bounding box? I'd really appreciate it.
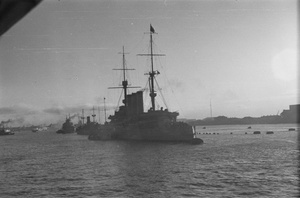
[0,128,14,136]
[266,131,274,134]
[32,127,40,132]
[288,128,295,131]
[253,131,261,134]
[32,126,48,132]
[247,126,251,129]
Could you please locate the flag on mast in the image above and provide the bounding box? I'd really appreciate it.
[150,24,155,33]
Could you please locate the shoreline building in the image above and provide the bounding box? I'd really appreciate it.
[280,104,300,123]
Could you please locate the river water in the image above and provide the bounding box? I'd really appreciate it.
[0,124,299,197]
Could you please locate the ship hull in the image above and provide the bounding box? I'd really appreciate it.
[56,129,74,134]
[89,110,203,144]
[56,118,75,134]
[112,124,193,141]
[88,125,112,140]
[89,121,203,144]
[76,123,99,135]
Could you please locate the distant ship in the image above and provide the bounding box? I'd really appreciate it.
[89,25,203,144]
[0,127,14,136]
[32,126,48,132]
[32,128,39,132]
[56,117,75,134]
[76,115,100,135]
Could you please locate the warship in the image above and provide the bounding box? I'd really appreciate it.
[76,109,101,135]
[56,116,75,134]
[89,25,203,144]
[76,116,99,135]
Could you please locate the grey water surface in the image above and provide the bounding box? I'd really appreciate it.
[0,124,298,197]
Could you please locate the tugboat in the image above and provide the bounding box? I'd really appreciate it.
[32,127,40,132]
[0,127,14,136]
[0,120,14,136]
[56,116,75,134]
[89,25,203,144]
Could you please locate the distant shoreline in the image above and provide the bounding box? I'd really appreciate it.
[184,104,300,126]
[183,115,299,126]
[190,122,300,126]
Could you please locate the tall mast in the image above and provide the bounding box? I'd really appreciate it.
[98,106,101,123]
[121,46,128,106]
[81,109,85,124]
[109,46,140,107]
[92,106,96,122]
[138,24,165,111]
[149,29,156,110]
[104,97,107,123]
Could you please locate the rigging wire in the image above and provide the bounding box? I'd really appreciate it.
[142,78,151,111]
[134,33,152,89]
[154,77,169,110]
[133,28,184,113]
[153,41,185,115]
[116,88,124,111]
[151,39,174,111]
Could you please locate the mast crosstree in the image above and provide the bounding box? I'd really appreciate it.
[109,46,140,107]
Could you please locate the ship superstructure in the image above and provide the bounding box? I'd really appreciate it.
[56,117,75,134]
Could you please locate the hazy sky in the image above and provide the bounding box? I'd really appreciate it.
[0,0,298,126]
